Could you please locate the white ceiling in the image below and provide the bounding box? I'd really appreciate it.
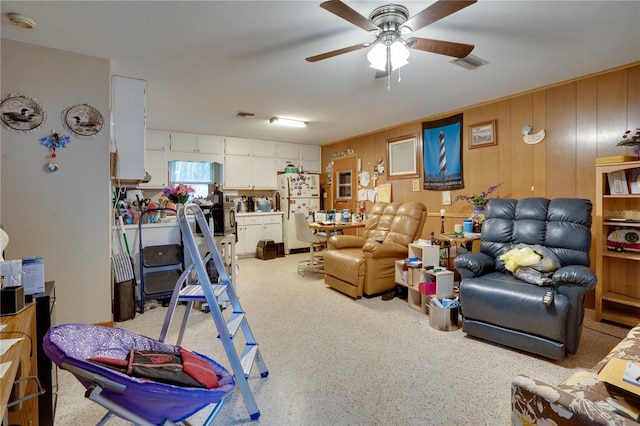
[1,1,639,146]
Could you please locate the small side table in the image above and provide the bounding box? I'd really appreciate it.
[436,234,481,277]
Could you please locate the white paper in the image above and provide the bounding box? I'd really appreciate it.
[0,361,12,379]
[0,337,24,356]
[359,171,370,187]
[366,189,376,202]
[357,188,367,201]
[624,361,640,386]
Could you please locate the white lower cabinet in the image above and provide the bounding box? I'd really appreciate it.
[236,213,283,256]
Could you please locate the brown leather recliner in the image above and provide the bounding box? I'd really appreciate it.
[323,201,427,298]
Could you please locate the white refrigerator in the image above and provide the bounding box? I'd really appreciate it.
[277,173,320,253]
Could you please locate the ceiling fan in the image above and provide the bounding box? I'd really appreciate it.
[306,0,476,80]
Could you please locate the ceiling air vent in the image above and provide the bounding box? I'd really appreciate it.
[235,111,255,119]
[450,54,489,70]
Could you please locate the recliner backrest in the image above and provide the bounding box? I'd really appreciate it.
[481,197,592,271]
[362,202,388,239]
[361,201,427,246]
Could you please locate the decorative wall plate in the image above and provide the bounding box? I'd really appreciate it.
[0,93,46,133]
[62,103,104,139]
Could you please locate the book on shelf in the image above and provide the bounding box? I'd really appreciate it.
[596,155,638,164]
[631,168,640,195]
[607,170,630,195]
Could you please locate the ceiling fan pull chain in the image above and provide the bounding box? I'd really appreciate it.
[387,43,392,91]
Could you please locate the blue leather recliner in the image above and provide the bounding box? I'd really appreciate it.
[454,197,597,361]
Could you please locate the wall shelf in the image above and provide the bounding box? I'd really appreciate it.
[595,161,640,326]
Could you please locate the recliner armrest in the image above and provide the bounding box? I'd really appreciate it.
[552,265,597,291]
[362,240,407,258]
[328,235,367,250]
[454,252,496,278]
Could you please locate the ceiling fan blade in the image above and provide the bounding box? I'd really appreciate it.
[407,37,474,58]
[320,0,380,33]
[403,0,476,33]
[305,43,367,62]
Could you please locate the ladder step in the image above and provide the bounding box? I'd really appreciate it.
[177,283,227,300]
[225,312,245,338]
[240,344,258,378]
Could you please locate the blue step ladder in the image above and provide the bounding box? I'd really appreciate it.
[159,203,268,420]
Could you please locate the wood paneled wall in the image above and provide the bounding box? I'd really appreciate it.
[321,63,640,237]
[321,63,640,307]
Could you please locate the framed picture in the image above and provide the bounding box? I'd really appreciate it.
[423,113,464,191]
[469,120,496,149]
[607,170,629,195]
[631,168,640,195]
[386,133,420,179]
[0,93,46,133]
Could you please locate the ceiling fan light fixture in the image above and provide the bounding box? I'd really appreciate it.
[390,40,410,70]
[367,42,387,71]
[367,39,410,71]
[269,117,307,128]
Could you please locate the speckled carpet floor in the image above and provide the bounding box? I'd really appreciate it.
[54,253,629,425]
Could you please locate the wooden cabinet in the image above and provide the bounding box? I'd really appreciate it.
[595,161,640,326]
[1,304,38,426]
[111,76,146,181]
[236,213,283,256]
[139,129,169,188]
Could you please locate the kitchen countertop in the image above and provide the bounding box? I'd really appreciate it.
[112,217,193,230]
[112,211,284,230]
[236,211,283,217]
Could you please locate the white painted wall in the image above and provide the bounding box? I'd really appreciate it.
[1,39,112,324]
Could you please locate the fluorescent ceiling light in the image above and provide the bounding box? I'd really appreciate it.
[269,117,307,128]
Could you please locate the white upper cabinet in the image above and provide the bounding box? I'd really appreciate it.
[301,145,321,161]
[275,142,321,173]
[170,132,223,154]
[252,140,277,158]
[146,129,168,151]
[224,138,277,189]
[139,129,169,188]
[278,143,300,161]
[224,156,253,188]
[197,135,223,155]
[225,137,252,156]
[111,76,146,181]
